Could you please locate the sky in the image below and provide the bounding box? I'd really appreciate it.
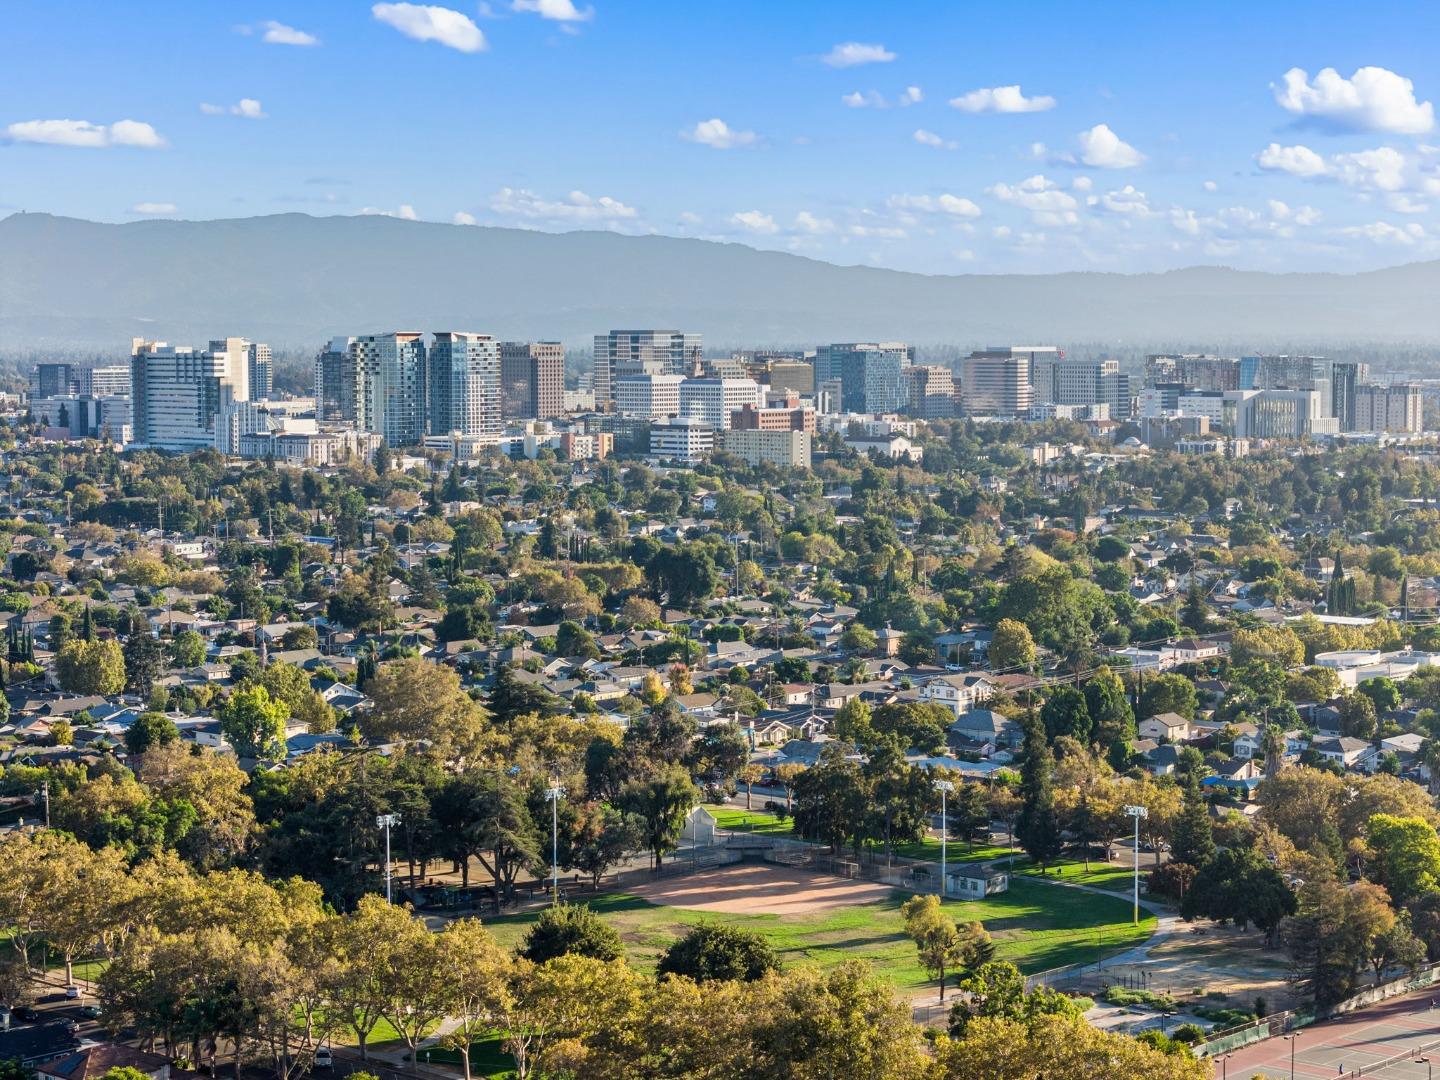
[7,0,1440,275]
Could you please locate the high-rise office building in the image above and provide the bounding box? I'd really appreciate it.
[30,363,79,399]
[904,365,956,419]
[428,332,500,439]
[353,332,426,447]
[247,343,274,400]
[130,338,250,451]
[1145,355,1239,391]
[315,337,357,422]
[961,347,1045,417]
[83,365,132,398]
[500,341,564,420]
[614,373,683,420]
[1353,383,1423,433]
[1329,361,1368,432]
[678,377,764,430]
[594,330,701,405]
[1030,355,1132,419]
[815,343,912,413]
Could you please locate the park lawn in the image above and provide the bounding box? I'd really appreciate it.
[705,805,795,837]
[1014,858,1150,896]
[481,877,1153,993]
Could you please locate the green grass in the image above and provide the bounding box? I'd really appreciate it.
[1015,859,1142,895]
[481,878,1153,992]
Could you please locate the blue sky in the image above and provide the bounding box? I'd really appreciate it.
[8,0,1440,274]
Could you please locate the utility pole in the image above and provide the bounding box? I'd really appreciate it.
[376,813,400,903]
[1124,804,1148,926]
[545,783,565,903]
[933,779,954,899]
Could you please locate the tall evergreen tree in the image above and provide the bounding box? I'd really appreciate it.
[1016,711,1062,870]
[1171,781,1216,870]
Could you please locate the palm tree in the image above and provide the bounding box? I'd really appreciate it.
[1261,723,1286,779]
[1423,738,1440,798]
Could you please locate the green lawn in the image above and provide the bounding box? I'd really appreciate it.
[481,878,1153,993]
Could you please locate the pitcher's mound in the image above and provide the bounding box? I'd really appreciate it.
[630,862,895,915]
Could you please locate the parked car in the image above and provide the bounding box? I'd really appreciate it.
[63,986,81,1000]
[313,1047,333,1070]
[78,1005,102,1020]
[12,1006,40,1023]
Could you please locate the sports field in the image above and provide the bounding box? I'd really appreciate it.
[483,860,1156,993]
[1222,989,1440,1078]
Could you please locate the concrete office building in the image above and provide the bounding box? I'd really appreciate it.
[678,377,764,430]
[1145,354,1240,391]
[961,346,1046,417]
[904,365,956,419]
[130,338,250,451]
[315,337,358,422]
[767,360,816,395]
[731,400,816,433]
[29,363,80,400]
[500,341,564,420]
[594,330,701,405]
[718,428,812,469]
[429,332,501,440]
[650,416,714,464]
[84,365,132,398]
[1354,383,1423,433]
[1330,361,1369,432]
[247,342,273,400]
[1240,388,1339,440]
[614,373,684,420]
[1031,355,1132,420]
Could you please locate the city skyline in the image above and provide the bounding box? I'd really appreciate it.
[6,1,1440,274]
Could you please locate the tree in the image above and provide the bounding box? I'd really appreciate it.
[1338,691,1378,740]
[124,711,179,757]
[793,746,868,855]
[518,903,623,964]
[566,804,640,888]
[1084,666,1135,750]
[1040,687,1090,744]
[687,722,749,792]
[1358,676,1402,715]
[435,919,511,1080]
[1170,783,1216,871]
[1181,846,1296,945]
[1016,712,1061,870]
[219,684,290,760]
[988,619,1037,674]
[618,766,698,869]
[1139,673,1197,721]
[364,657,492,761]
[900,894,990,1001]
[122,630,168,698]
[1180,584,1209,633]
[55,638,125,696]
[1230,626,1305,668]
[934,1013,1210,1080]
[169,629,206,668]
[657,923,779,983]
[947,960,1083,1036]
[840,623,878,654]
[1366,813,1440,905]
[433,769,542,910]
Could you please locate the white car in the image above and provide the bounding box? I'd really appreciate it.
[313,1047,333,1070]
[63,986,80,1000]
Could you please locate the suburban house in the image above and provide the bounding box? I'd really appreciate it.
[1311,735,1372,768]
[919,672,997,717]
[1167,638,1223,665]
[947,709,1023,750]
[1138,712,1194,742]
[944,863,1010,898]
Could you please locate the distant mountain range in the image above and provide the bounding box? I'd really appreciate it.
[3,212,1440,354]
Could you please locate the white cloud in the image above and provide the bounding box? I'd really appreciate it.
[949,85,1056,114]
[1330,146,1407,191]
[1274,66,1434,135]
[681,118,758,149]
[490,187,637,222]
[821,42,895,68]
[843,86,921,109]
[986,174,1079,225]
[453,211,477,225]
[794,211,836,234]
[201,98,266,119]
[130,202,177,215]
[5,118,166,149]
[261,20,319,45]
[1338,220,1426,245]
[1256,142,1328,177]
[1071,176,1093,192]
[887,193,981,218]
[1076,123,1145,168]
[1388,193,1428,214]
[731,210,779,235]
[361,204,419,220]
[1169,208,1201,235]
[371,3,488,52]
[912,128,956,150]
[1203,180,1218,192]
[512,0,593,20]
[1095,185,1151,215]
[678,211,702,225]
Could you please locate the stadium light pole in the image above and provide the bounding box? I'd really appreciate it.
[376,813,400,903]
[933,779,954,900]
[1124,805,1148,926]
[1283,1033,1299,1080]
[1416,1055,1431,1080]
[545,783,565,904]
